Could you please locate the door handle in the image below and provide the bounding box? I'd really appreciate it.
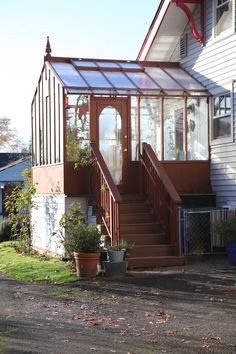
[123,148,127,152]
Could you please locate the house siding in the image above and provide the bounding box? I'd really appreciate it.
[180,0,236,207]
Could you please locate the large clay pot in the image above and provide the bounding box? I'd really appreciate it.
[73,252,100,277]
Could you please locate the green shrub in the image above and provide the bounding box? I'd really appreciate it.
[0,217,12,242]
[60,202,102,256]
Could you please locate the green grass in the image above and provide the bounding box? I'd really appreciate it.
[0,242,78,284]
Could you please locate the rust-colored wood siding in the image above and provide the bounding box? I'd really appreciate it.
[161,161,211,193]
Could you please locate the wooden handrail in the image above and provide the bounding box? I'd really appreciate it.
[90,142,121,246]
[141,143,182,256]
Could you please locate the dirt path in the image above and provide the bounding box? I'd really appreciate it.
[0,257,236,353]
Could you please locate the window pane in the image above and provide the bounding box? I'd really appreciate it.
[164,98,185,160]
[145,67,182,90]
[187,98,208,160]
[140,97,161,159]
[99,106,122,185]
[216,0,232,35]
[51,63,87,87]
[103,71,136,88]
[214,96,220,116]
[164,68,205,90]
[126,72,159,89]
[118,62,142,69]
[96,61,119,68]
[214,116,231,138]
[72,60,97,67]
[131,96,139,161]
[79,70,112,88]
[66,95,90,161]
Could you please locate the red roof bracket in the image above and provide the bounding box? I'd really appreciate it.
[172,0,204,46]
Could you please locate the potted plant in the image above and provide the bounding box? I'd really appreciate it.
[60,202,102,277]
[103,239,134,276]
[215,216,236,265]
[107,239,134,262]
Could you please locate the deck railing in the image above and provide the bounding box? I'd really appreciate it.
[141,143,182,255]
[90,142,121,246]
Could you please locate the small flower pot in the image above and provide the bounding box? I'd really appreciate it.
[108,250,125,263]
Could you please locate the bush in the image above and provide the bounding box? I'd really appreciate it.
[215,216,236,244]
[0,217,12,242]
[60,202,102,257]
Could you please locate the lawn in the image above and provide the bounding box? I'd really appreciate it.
[0,241,78,284]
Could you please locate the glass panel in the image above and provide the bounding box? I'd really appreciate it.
[99,106,122,184]
[145,67,182,90]
[187,98,208,160]
[118,62,142,69]
[103,71,136,88]
[164,68,205,90]
[214,116,231,138]
[72,60,97,67]
[140,97,162,159]
[164,98,185,160]
[66,95,90,161]
[131,96,139,161]
[216,0,232,35]
[96,61,120,68]
[79,70,112,88]
[51,63,87,87]
[126,72,159,89]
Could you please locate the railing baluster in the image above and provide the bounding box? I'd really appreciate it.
[141,143,181,256]
[90,142,121,246]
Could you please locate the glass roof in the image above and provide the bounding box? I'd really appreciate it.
[50,59,209,96]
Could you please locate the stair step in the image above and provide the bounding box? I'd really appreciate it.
[120,202,150,213]
[131,244,174,257]
[121,222,162,234]
[121,194,146,202]
[120,212,155,223]
[122,233,167,245]
[127,256,185,268]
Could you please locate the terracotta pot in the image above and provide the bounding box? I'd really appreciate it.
[73,252,100,277]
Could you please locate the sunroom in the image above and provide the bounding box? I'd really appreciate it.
[31,50,211,267]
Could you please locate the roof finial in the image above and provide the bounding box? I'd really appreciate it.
[45,36,52,61]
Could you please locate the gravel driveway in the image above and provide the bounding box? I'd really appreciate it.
[0,256,236,354]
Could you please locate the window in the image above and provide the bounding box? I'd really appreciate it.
[213,92,231,140]
[215,0,233,36]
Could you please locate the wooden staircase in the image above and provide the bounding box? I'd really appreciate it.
[120,194,185,268]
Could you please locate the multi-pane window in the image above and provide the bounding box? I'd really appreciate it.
[213,93,231,139]
[215,0,233,36]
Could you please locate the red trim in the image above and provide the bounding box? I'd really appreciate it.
[172,0,204,45]
[137,0,205,61]
[137,0,167,60]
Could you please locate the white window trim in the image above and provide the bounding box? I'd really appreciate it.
[212,0,235,40]
[211,91,233,145]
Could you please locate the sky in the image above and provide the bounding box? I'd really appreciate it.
[0,0,159,145]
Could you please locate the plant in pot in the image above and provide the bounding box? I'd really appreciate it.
[107,239,134,262]
[103,239,134,277]
[215,216,236,265]
[60,202,102,277]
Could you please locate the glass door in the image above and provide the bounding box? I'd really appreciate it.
[90,97,128,192]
